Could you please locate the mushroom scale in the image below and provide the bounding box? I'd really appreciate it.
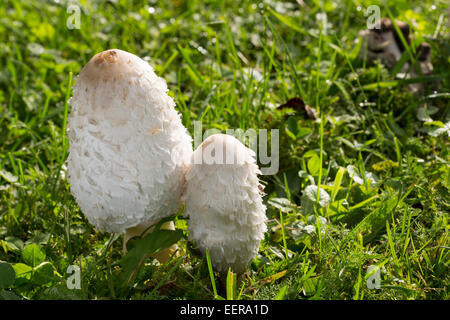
[67,49,193,234]
[182,134,267,274]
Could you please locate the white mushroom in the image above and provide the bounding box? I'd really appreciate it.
[359,18,411,69]
[182,134,267,274]
[359,18,434,92]
[67,49,193,261]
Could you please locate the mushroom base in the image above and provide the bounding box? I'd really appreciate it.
[123,220,177,264]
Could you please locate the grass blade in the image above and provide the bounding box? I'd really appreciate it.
[331,167,346,202]
[205,249,218,298]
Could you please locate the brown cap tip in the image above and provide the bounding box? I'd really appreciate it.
[93,49,119,67]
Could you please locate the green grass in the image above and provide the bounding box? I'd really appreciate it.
[0,0,449,300]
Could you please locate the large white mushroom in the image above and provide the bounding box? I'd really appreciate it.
[67,49,193,262]
[182,134,267,275]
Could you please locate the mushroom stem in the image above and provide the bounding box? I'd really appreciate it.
[123,220,177,264]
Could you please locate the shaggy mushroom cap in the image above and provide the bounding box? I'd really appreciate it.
[182,134,267,274]
[67,49,193,234]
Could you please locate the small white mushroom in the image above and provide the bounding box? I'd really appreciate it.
[182,134,267,274]
[359,18,411,69]
[359,18,434,92]
[67,49,193,261]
